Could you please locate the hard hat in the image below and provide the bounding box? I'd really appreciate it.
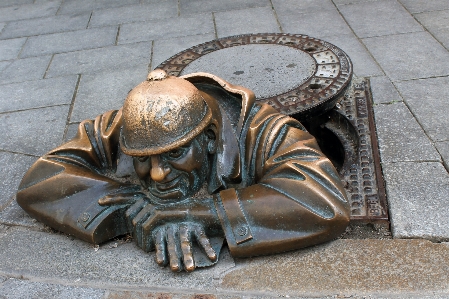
[120,69,212,156]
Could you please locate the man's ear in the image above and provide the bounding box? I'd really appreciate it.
[205,124,218,154]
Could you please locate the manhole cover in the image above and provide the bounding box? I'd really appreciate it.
[157,34,388,225]
[157,33,352,119]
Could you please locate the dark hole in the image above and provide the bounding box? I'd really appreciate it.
[309,83,322,90]
[304,47,316,52]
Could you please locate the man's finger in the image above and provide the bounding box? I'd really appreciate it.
[98,193,136,206]
[194,226,217,262]
[166,225,182,272]
[154,227,167,267]
[179,224,194,272]
[124,198,146,232]
[132,203,154,249]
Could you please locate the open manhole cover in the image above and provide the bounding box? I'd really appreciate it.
[157,33,388,225]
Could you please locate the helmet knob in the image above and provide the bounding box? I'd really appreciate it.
[147,69,168,81]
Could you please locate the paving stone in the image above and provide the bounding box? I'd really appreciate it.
[0,37,26,61]
[20,26,118,58]
[57,0,139,15]
[395,76,449,142]
[333,0,378,4]
[400,0,449,13]
[277,9,353,40]
[415,9,449,31]
[0,76,77,113]
[319,33,383,77]
[179,0,270,15]
[152,33,216,68]
[214,6,280,38]
[0,1,61,23]
[370,76,403,105]
[0,279,105,299]
[272,0,336,15]
[0,55,51,85]
[0,105,68,156]
[338,0,423,38]
[435,141,449,170]
[373,101,440,163]
[70,66,148,122]
[0,226,235,291]
[118,14,214,45]
[382,162,449,241]
[0,22,5,32]
[64,123,80,142]
[0,61,11,72]
[0,199,45,230]
[89,2,177,28]
[0,152,36,209]
[46,42,151,78]
[0,13,90,39]
[220,239,449,296]
[362,31,449,81]
[0,0,33,8]
[431,28,449,50]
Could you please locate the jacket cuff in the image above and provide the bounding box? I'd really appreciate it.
[214,188,253,247]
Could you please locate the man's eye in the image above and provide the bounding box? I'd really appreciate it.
[168,148,184,158]
[137,156,149,162]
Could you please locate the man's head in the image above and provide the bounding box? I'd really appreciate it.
[120,69,218,202]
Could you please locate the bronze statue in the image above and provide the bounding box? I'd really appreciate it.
[17,69,350,272]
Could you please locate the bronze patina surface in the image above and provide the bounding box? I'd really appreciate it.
[17,69,350,272]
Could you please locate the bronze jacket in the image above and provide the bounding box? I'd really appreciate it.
[17,73,350,258]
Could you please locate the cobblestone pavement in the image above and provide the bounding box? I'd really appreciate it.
[1,0,449,298]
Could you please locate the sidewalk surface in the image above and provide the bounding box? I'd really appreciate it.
[1,0,449,298]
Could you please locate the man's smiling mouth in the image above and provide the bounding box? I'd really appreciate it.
[154,176,182,191]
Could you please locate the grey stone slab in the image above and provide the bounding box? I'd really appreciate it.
[362,31,449,81]
[431,28,449,50]
[0,0,33,8]
[382,161,449,241]
[0,199,45,230]
[370,76,403,105]
[320,33,383,77]
[272,0,335,15]
[0,22,5,33]
[0,152,36,209]
[57,0,139,15]
[0,279,105,299]
[181,44,316,99]
[46,42,151,77]
[215,6,280,38]
[89,2,177,28]
[152,33,215,68]
[64,123,80,142]
[278,9,353,39]
[118,14,214,45]
[436,141,449,170]
[0,226,235,291]
[179,0,270,15]
[0,55,51,85]
[0,13,90,39]
[20,26,118,58]
[0,105,68,156]
[415,9,449,31]
[400,0,449,13]
[0,61,11,72]
[338,0,423,38]
[0,1,61,23]
[395,76,449,142]
[0,37,26,61]
[221,239,449,295]
[0,76,77,113]
[373,101,440,163]
[70,66,148,122]
[333,0,378,4]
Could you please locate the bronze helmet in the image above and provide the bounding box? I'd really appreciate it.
[120,69,212,156]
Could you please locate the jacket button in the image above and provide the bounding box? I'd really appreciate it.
[237,225,248,236]
[81,212,90,222]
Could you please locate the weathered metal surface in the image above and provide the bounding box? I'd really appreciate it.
[157,33,352,120]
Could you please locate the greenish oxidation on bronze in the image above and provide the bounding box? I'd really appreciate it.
[16,69,350,273]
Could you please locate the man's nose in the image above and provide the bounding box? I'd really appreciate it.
[150,155,171,182]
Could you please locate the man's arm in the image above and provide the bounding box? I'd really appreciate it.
[17,109,142,244]
[215,107,350,257]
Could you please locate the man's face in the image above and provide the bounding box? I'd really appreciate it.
[132,132,210,203]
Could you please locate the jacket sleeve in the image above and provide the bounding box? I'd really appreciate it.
[16,109,139,244]
[214,105,350,257]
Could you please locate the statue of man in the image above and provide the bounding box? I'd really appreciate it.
[17,69,350,272]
